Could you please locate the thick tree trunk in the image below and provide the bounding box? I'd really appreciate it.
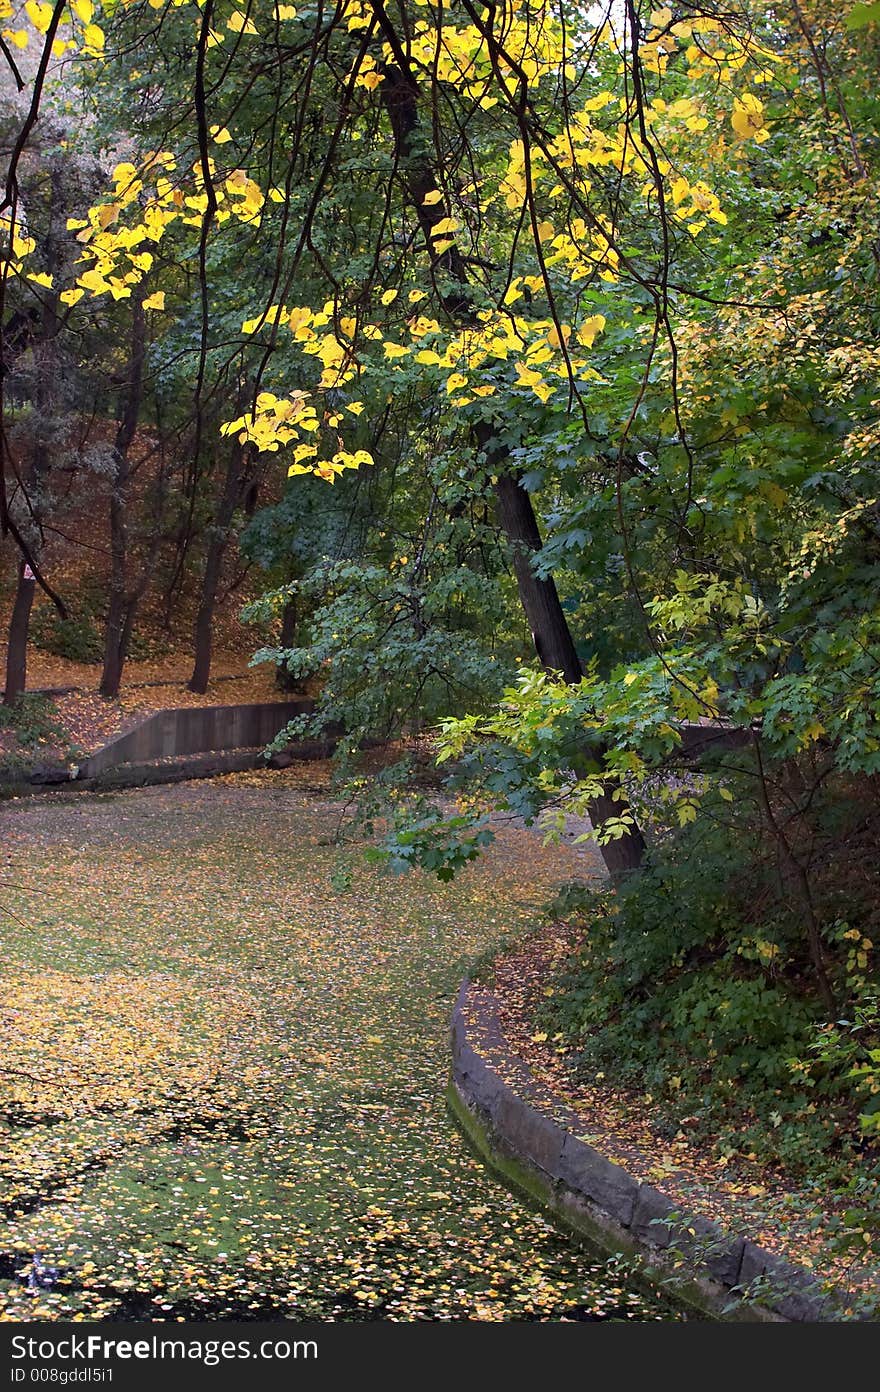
[275,597,300,691]
[377,51,646,881]
[188,540,225,695]
[188,438,251,694]
[492,470,647,881]
[100,297,146,700]
[3,561,36,704]
[99,491,128,699]
[4,176,63,705]
[492,472,583,681]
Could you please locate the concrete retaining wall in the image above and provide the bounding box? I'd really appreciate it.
[78,699,314,778]
[451,978,858,1322]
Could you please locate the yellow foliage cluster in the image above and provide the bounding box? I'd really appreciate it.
[1,0,103,59]
[221,383,371,483]
[0,0,785,488]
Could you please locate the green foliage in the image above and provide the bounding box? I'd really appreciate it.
[0,693,66,754]
[31,609,104,664]
[245,547,514,751]
[30,600,169,665]
[541,811,880,1182]
[366,808,496,882]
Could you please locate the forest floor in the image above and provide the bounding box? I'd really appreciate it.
[0,426,288,764]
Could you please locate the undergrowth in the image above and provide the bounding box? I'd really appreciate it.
[539,780,880,1257]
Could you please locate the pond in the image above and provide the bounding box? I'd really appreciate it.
[0,776,681,1321]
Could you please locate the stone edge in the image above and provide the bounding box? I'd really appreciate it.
[450,976,862,1323]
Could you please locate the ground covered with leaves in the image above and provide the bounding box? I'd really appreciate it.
[0,773,676,1322]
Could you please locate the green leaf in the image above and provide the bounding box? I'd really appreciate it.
[846,1,880,28]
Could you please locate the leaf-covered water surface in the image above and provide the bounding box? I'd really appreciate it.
[0,778,676,1321]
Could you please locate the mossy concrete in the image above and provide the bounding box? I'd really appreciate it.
[449,977,861,1322]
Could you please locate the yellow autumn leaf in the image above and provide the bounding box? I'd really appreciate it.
[731,93,768,142]
[576,313,606,347]
[227,9,258,33]
[514,362,543,388]
[380,288,398,305]
[143,291,166,311]
[431,217,458,237]
[422,190,443,206]
[547,323,571,349]
[78,268,111,295]
[210,126,233,144]
[583,90,614,111]
[24,0,52,33]
[503,278,523,306]
[446,372,468,393]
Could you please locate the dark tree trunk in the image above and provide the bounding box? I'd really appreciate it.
[492,468,647,881]
[3,561,36,704]
[275,597,300,691]
[100,296,146,699]
[4,175,63,705]
[188,541,225,695]
[492,472,583,681]
[99,489,128,699]
[188,438,251,694]
[379,49,646,882]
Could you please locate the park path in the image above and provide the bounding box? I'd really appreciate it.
[0,776,675,1320]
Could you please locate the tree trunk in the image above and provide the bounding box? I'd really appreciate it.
[188,438,251,694]
[99,489,128,699]
[492,469,647,881]
[4,174,63,705]
[378,49,646,882]
[3,560,36,704]
[492,472,583,681]
[275,596,300,691]
[100,296,145,699]
[188,540,225,695]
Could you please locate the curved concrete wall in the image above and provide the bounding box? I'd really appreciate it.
[451,978,858,1322]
